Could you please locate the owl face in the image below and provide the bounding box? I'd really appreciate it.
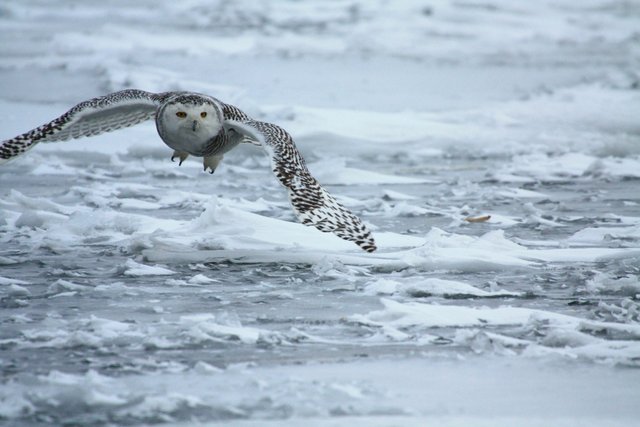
[162,102,222,135]
[156,98,224,154]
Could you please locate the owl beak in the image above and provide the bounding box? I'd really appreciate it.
[192,120,199,132]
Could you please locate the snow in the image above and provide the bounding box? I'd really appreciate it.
[1,0,640,425]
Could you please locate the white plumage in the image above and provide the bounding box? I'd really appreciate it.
[0,90,377,253]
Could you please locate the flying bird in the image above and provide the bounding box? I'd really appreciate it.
[0,90,377,252]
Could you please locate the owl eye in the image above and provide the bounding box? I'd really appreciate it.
[200,112,207,118]
[175,111,187,118]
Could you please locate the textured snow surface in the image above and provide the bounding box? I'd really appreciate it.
[1,0,640,426]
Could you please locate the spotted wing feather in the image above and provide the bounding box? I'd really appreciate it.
[223,104,377,253]
[0,89,169,163]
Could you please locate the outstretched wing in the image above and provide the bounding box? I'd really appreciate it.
[0,89,168,164]
[223,105,377,253]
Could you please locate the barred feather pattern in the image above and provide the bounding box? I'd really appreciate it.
[222,103,377,253]
[0,89,376,252]
[0,89,164,163]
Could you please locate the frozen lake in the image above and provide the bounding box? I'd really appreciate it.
[1,1,640,426]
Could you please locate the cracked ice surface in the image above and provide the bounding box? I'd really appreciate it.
[1,1,640,426]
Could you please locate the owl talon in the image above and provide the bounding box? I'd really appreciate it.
[171,151,189,166]
[203,155,223,175]
[0,89,377,253]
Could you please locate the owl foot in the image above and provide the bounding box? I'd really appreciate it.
[171,151,189,166]
[203,155,224,174]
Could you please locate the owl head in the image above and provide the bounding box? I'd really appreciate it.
[157,93,223,137]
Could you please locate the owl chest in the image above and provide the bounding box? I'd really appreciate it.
[156,123,212,156]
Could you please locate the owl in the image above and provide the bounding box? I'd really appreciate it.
[0,90,377,253]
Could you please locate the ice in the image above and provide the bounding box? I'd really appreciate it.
[381,189,419,201]
[308,158,432,185]
[499,153,640,183]
[585,272,640,296]
[123,259,177,277]
[351,298,640,363]
[351,298,566,329]
[363,278,520,298]
[46,279,91,295]
[187,273,218,285]
[5,284,31,297]
[568,225,640,245]
[0,276,30,286]
[193,361,223,374]
[2,0,640,425]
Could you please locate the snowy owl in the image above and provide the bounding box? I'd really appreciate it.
[0,90,377,252]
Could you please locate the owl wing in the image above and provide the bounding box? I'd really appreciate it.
[222,106,377,253]
[0,89,170,164]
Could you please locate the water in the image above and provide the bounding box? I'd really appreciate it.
[1,1,640,425]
